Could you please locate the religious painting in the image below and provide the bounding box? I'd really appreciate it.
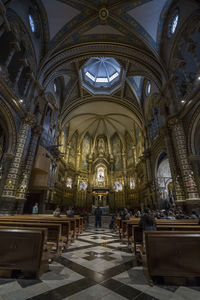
[97,137,105,153]
[130,179,135,189]
[112,134,122,170]
[125,132,134,167]
[79,181,88,191]
[69,131,78,166]
[114,181,123,191]
[81,133,90,170]
[66,177,72,188]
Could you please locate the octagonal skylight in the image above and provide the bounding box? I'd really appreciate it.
[81,57,122,95]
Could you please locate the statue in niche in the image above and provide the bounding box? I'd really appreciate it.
[98,138,105,154]
[97,167,104,182]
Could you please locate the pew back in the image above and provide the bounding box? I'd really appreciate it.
[145,231,200,284]
[0,226,48,278]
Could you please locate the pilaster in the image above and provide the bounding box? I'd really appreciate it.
[168,118,200,206]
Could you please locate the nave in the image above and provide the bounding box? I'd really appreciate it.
[1,226,200,300]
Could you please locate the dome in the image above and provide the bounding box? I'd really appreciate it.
[81,57,122,95]
[84,57,120,83]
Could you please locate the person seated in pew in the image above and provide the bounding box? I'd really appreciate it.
[166,210,176,220]
[134,210,141,218]
[109,211,119,229]
[32,203,39,214]
[191,210,199,219]
[176,209,185,219]
[66,206,74,218]
[121,208,130,220]
[80,209,87,217]
[139,208,156,231]
[53,207,61,217]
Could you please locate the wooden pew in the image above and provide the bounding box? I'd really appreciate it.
[0,215,71,244]
[0,226,48,278]
[144,231,200,286]
[0,214,85,244]
[25,215,77,241]
[133,222,200,256]
[0,221,62,257]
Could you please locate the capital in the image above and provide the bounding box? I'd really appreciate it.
[168,117,180,129]
[23,112,36,126]
[32,125,43,136]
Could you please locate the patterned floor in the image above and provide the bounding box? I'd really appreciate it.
[0,227,200,299]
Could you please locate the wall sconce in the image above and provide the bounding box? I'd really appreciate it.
[8,180,13,185]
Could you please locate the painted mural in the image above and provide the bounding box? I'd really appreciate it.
[79,181,88,191]
[69,131,78,166]
[81,134,90,170]
[130,179,135,189]
[114,181,123,191]
[112,134,122,170]
[66,177,72,188]
[125,132,134,167]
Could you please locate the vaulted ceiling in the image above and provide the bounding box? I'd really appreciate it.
[62,101,142,147]
[33,0,171,143]
[41,0,171,54]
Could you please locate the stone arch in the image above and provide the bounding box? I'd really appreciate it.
[189,105,200,156]
[155,152,173,208]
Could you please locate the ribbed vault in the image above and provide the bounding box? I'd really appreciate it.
[63,100,142,150]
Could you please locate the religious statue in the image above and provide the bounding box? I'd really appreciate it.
[98,138,105,153]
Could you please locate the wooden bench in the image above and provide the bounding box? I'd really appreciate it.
[144,231,200,286]
[0,221,62,257]
[0,216,72,245]
[24,214,78,241]
[132,221,200,255]
[0,226,48,278]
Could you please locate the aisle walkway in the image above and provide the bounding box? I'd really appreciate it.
[0,227,200,299]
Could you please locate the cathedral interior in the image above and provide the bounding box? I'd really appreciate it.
[0,0,200,299]
[0,0,199,215]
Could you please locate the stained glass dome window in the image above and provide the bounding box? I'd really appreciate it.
[81,57,123,95]
[29,14,35,33]
[171,14,179,34]
[146,81,151,96]
[168,10,179,38]
[53,83,57,93]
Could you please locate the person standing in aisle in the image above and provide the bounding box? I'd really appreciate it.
[94,206,102,228]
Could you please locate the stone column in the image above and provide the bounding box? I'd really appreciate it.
[23,79,31,96]
[73,172,79,207]
[75,150,81,170]
[65,145,70,163]
[189,155,200,194]
[160,126,185,204]
[0,113,35,214]
[15,64,24,83]
[16,125,43,201]
[4,48,15,68]
[122,151,127,205]
[5,41,20,68]
[87,154,93,209]
[168,118,200,209]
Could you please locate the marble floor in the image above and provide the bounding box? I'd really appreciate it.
[0,227,200,300]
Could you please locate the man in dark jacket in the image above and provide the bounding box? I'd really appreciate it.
[94,206,102,228]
